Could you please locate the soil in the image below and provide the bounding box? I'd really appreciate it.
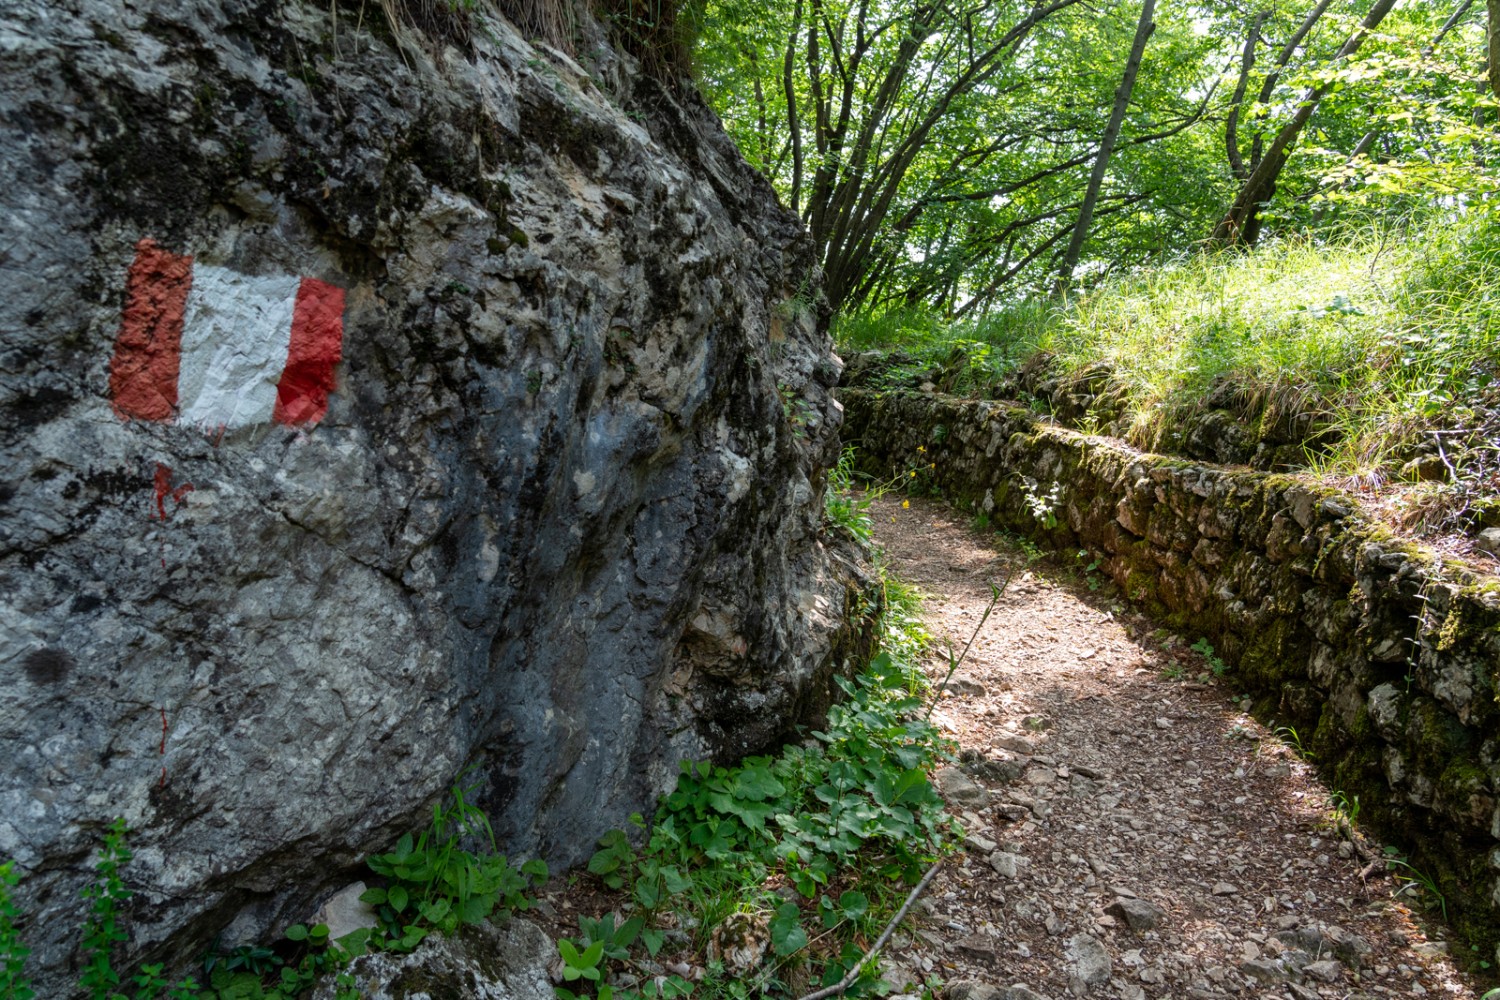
[868,492,1490,1000]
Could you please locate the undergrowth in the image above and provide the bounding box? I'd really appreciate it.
[3,465,958,1000]
[0,782,547,1000]
[835,215,1500,492]
[560,562,961,1000]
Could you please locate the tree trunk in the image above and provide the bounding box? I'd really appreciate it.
[1211,0,1398,247]
[1490,0,1500,98]
[1054,0,1155,294]
[1248,0,1332,170]
[1226,10,1269,181]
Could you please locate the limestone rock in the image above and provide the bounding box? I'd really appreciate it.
[309,917,553,1000]
[311,883,378,944]
[1065,932,1111,993]
[988,851,1028,878]
[1476,527,1500,557]
[1104,897,1166,932]
[937,766,991,808]
[0,0,873,988]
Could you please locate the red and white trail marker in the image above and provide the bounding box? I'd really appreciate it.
[109,238,345,428]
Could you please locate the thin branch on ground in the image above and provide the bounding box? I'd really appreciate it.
[792,858,944,1000]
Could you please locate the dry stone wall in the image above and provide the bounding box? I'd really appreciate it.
[841,384,1500,960]
[0,0,873,988]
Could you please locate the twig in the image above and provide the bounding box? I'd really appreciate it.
[925,571,1011,721]
[1431,431,1457,483]
[792,859,944,1000]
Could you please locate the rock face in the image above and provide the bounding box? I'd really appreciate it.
[840,382,1500,960]
[0,0,872,987]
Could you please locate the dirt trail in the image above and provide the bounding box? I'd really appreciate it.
[872,494,1483,1000]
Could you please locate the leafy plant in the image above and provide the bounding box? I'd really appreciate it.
[569,569,965,997]
[824,448,878,544]
[80,819,132,999]
[777,384,816,439]
[1189,637,1228,678]
[1329,790,1361,828]
[1074,549,1103,591]
[361,781,547,951]
[0,861,33,1000]
[555,910,692,1000]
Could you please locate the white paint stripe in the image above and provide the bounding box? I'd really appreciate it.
[176,265,300,429]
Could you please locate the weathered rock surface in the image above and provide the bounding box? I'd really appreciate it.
[839,382,1500,958]
[0,0,873,987]
[308,917,554,1000]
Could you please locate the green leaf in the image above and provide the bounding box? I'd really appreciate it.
[838,890,869,919]
[732,765,786,802]
[769,903,808,956]
[615,915,644,948]
[335,927,372,957]
[284,923,308,942]
[387,885,409,913]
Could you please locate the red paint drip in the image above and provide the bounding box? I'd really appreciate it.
[149,462,194,520]
[110,239,193,421]
[151,462,173,520]
[274,277,345,426]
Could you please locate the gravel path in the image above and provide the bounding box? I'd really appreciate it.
[871,493,1484,1000]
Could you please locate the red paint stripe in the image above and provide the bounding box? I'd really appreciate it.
[273,277,345,426]
[109,239,193,421]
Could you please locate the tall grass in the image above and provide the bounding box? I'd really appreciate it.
[836,214,1500,479]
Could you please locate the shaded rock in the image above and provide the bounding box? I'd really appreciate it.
[955,933,1001,960]
[989,851,1029,878]
[1240,957,1294,984]
[964,833,999,855]
[942,677,988,697]
[1275,922,1371,968]
[1211,882,1238,896]
[937,767,992,808]
[1104,897,1166,932]
[1303,959,1343,983]
[948,983,1047,1000]
[1065,933,1111,993]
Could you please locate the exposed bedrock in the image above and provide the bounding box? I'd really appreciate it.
[0,0,874,987]
[841,383,1500,963]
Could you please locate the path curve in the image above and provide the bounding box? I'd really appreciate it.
[873,494,1480,1000]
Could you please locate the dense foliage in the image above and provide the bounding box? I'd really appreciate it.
[691,0,1500,311]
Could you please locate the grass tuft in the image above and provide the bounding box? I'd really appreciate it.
[838,215,1500,493]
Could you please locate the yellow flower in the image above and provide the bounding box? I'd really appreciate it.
[917,445,925,452]
[909,471,916,478]
[902,500,910,509]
